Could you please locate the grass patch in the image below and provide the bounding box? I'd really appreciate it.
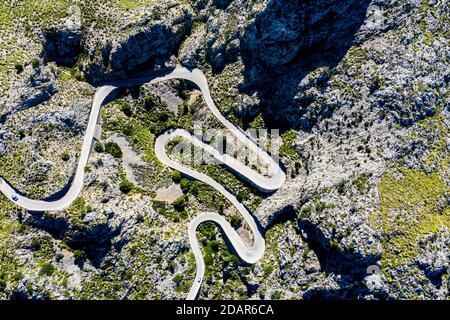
[378,168,449,270]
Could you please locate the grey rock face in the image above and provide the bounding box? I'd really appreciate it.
[0,130,13,157]
[416,230,450,287]
[25,209,121,267]
[0,64,58,122]
[179,24,208,68]
[1,0,449,301]
[85,1,193,83]
[0,143,6,157]
[239,0,373,128]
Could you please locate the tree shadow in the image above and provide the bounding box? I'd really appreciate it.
[236,0,373,130]
[26,211,123,268]
[264,204,387,299]
[297,219,388,299]
[297,219,380,276]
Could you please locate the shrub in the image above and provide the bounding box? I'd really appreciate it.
[73,250,86,260]
[152,201,167,214]
[209,240,220,252]
[336,180,347,195]
[71,197,89,215]
[61,151,70,161]
[182,103,189,115]
[39,263,56,276]
[197,222,216,240]
[105,142,122,158]
[173,196,186,211]
[271,291,282,300]
[30,238,41,251]
[229,214,242,228]
[190,181,199,195]
[143,95,161,110]
[259,289,266,299]
[298,206,312,217]
[180,178,191,193]
[263,265,274,277]
[158,112,170,122]
[121,101,132,117]
[352,174,369,193]
[74,70,84,81]
[119,180,133,194]
[236,191,247,202]
[94,141,104,153]
[173,274,183,285]
[171,170,181,183]
[203,245,213,267]
[122,124,133,136]
[14,63,24,74]
[177,210,188,220]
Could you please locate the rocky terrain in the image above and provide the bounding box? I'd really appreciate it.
[0,0,448,300]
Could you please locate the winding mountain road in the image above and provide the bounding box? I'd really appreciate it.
[0,67,286,300]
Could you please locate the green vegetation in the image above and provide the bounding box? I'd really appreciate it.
[171,170,182,183]
[121,101,132,117]
[152,201,167,215]
[152,199,188,221]
[0,197,25,297]
[0,0,81,91]
[39,262,56,276]
[0,1,72,28]
[375,105,449,285]
[172,196,187,212]
[0,146,69,201]
[116,0,154,11]
[378,168,449,270]
[105,141,123,158]
[271,290,282,300]
[65,196,92,226]
[143,95,161,111]
[418,108,448,170]
[298,206,312,218]
[119,179,134,194]
[196,164,262,212]
[94,141,104,153]
[196,223,240,287]
[419,18,437,47]
[179,178,191,193]
[73,249,86,260]
[78,267,127,299]
[172,273,183,284]
[263,265,274,277]
[102,95,176,168]
[370,74,385,93]
[0,151,26,184]
[61,150,70,161]
[351,173,371,193]
[280,130,300,162]
[57,66,84,82]
[14,63,24,74]
[228,214,243,228]
[343,46,368,68]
